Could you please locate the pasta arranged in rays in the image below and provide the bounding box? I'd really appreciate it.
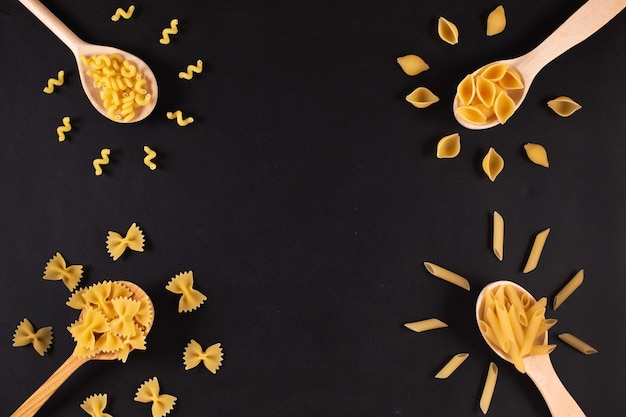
[435,353,469,379]
[553,270,584,310]
[479,362,498,414]
[135,377,177,417]
[404,318,448,333]
[12,318,53,356]
[80,393,113,417]
[183,339,224,373]
[106,222,145,260]
[558,333,597,355]
[165,271,207,312]
[423,262,470,290]
[43,252,84,291]
[522,228,550,273]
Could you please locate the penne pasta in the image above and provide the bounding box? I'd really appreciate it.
[479,362,498,414]
[423,262,470,290]
[404,318,447,333]
[553,269,584,309]
[558,333,597,355]
[520,308,545,356]
[435,353,469,379]
[522,228,550,273]
[492,211,504,261]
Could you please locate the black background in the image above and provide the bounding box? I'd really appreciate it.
[1,0,625,416]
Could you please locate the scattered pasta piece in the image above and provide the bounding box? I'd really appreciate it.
[143,145,157,170]
[396,55,429,76]
[547,96,581,117]
[159,19,179,44]
[482,147,504,182]
[93,148,111,176]
[43,252,84,291]
[558,333,597,355]
[423,262,470,291]
[492,211,504,261]
[436,133,461,158]
[183,339,224,373]
[106,222,145,261]
[166,110,194,126]
[43,70,65,94]
[435,353,469,379]
[405,87,439,108]
[165,271,207,312]
[486,5,506,36]
[178,59,203,80]
[524,143,549,167]
[111,5,135,21]
[437,17,459,45]
[479,363,498,414]
[404,318,447,333]
[57,116,72,142]
[13,318,53,356]
[522,227,550,273]
[135,377,177,417]
[80,393,113,417]
[553,270,584,310]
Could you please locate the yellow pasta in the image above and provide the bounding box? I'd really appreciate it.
[493,90,516,124]
[93,148,111,176]
[405,87,439,108]
[492,211,504,261]
[106,222,145,260]
[57,116,72,142]
[476,76,497,107]
[159,19,179,44]
[111,5,135,21]
[143,145,157,170]
[486,5,506,36]
[482,147,504,182]
[166,110,194,126]
[455,106,487,124]
[479,362,498,414]
[178,59,203,80]
[553,269,584,310]
[183,339,224,373]
[404,318,448,333]
[423,262,470,290]
[43,252,84,291]
[396,54,429,76]
[558,333,597,355]
[547,96,581,117]
[12,318,53,356]
[437,17,459,45]
[434,353,469,379]
[135,377,177,417]
[80,393,113,417]
[456,75,475,106]
[524,143,549,167]
[480,63,509,82]
[165,271,207,312]
[436,133,461,159]
[522,227,550,273]
[43,70,65,94]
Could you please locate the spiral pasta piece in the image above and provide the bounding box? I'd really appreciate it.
[159,19,179,44]
[166,110,194,126]
[43,70,65,94]
[143,145,157,170]
[57,116,72,142]
[178,59,203,80]
[111,5,135,21]
[93,148,111,176]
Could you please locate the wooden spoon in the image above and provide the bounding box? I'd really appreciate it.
[18,0,158,123]
[11,281,154,417]
[453,0,625,129]
[476,280,585,417]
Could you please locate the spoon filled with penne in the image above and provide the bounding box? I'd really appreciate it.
[453,0,625,129]
[476,281,585,417]
[18,0,158,123]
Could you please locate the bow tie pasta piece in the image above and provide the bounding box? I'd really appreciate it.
[43,252,84,291]
[80,393,113,417]
[437,17,459,45]
[183,339,224,373]
[486,5,506,36]
[165,271,207,312]
[12,318,53,356]
[106,222,145,260]
[405,87,439,108]
[68,307,110,350]
[396,54,429,76]
[110,298,142,337]
[547,96,581,117]
[482,147,504,182]
[135,377,177,417]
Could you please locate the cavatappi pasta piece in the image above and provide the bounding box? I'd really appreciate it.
[553,270,584,310]
[106,222,145,260]
[437,17,459,45]
[43,252,84,291]
[436,133,461,158]
[522,228,550,273]
[111,5,135,21]
[93,148,111,176]
[405,87,439,108]
[135,377,177,417]
[423,262,470,290]
[456,75,475,106]
[166,110,194,126]
[165,271,207,312]
[492,211,504,261]
[482,147,504,182]
[486,5,506,36]
[493,91,516,124]
[404,318,448,333]
[558,333,597,355]
[183,339,224,373]
[57,116,72,142]
[43,70,65,94]
[396,54,429,76]
[12,318,53,356]
[159,19,179,44]
[479,362,498,414]
[434,353,469,379]
[178,59,203,79]
[547,96,581,117]
[143,145,157,170]
[524,143,549,167]
[80,393,113,417]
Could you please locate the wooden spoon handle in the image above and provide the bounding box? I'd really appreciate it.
[18,0,86,53]
[11,355,88,417]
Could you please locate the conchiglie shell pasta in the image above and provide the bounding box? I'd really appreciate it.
[455,106,487,124]
[486,5,506,36]
[547,96,581,116]
[476,76,497,107]
[493,91,516,124]
[480,63,509,82]
[524,143,549,167]
[397,55,430,76]
[436,133,461,159]
[482,147,504,182]
[498,67,524,90]
[438,17,459,45]
[457,75,475,106]
[406,87,440,108]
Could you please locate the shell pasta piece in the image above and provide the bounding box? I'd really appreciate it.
[436,133,461,158]
[524,143,549,167]
[423,262,470,290]
[547,96,581,117]
[476,76,497,107]
[435,353,469,379]
[493,91,516,124]
[106,222,145,260]
[455,106,487,124]
[135,377,177,417]
[553,270,584,310]
[183,339,224,373]
[80,393,113,417]
[522,228,550,273]
[43,252,84,291]
[486,5,506,36]
[456,75,475,106]
[13,318,53,356]
[437,17,459,45]
[166,271,207,312]
[404,318,448,333]
[405,87,439,108]
[558,333,597,355]
[396,54,429,76]
[482,147,504,182]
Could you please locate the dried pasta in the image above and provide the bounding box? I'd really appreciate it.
[436,133,461,159]
[553,270,584,310]
[57,116,72,142]
[486,5,506,36]
[166,110,194,126]
[479,362,498,414]
[558,333,597,355]
[405,87,439,108]
[80,393,113,417]
[106,222,145,260]
[183,339,224,373]
[111,5,135,21]
[482,147,504,182]
[492,211,504,261]
[522,228,550,273]
[423,262,470,291]
[524,143,549,167]
[396,54,429,76]
[437,17,459,45]
[178,59,203,80]
[93,148,111,176]
[12,318,53,356]
[43,252,84,291]
[159,19,179,44]
[404,318,448,333]
[43,70,65,94]
[165,271,207,312]
[435,353,469,379]
[135,377,177,417]
[547,96,581,117]
[143,145,157,170]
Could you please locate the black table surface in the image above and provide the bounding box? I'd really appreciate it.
[1,0,625,416]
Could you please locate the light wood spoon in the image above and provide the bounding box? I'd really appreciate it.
[453,0,626,129]
[476,280,585,417]
[11,281,154,417]
[18,0,158,123]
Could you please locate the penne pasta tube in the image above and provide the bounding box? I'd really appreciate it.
[528,344,556,355]
[558,333,597,355]
[486,308,510,353]
[495,301,516,344]
[478,320,500,349]
[553,269,584,310]
[507,305,525,347]
[404,318,447,333]
[537,318,558,335]
[423,262,470,290]
[435,353,469,379]
[520,308,545,355]
[494,285,506,305]
[525,297,547,317]
[523,228,550,273]
[479,362,498,414]
[508,341,525,373]
[492,211,504,261]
